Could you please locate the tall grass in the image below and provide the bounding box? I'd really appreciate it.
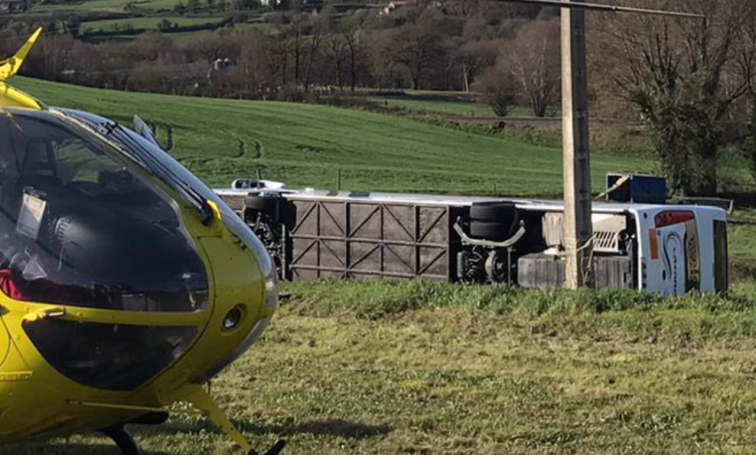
[285,279,756,342]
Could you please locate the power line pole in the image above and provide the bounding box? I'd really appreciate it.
[500,0,702,289]
[561,0,592,289]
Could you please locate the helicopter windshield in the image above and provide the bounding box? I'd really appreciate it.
[0,109,209,313]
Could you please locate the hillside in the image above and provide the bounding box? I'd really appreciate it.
[15,77,650,196]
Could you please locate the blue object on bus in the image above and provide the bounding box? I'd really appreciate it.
[606,173,667,204]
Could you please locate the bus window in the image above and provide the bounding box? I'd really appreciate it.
[714,220,728,293]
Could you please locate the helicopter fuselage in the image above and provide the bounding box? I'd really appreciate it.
[0,107,277,446]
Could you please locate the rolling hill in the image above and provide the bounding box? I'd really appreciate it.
[15,77,651,196]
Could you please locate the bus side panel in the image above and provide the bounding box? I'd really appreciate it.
[639,207,727,296]
[696,213,716,294]
[641,223,687,296]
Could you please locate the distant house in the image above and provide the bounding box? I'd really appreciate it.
[381,0,409,15]
[212,58,235,72]
[0,0,32,12]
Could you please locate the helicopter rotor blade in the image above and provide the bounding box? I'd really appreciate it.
[0,27,43,83]
[133,115,160,147]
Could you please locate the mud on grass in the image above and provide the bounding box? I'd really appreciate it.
[5,281,756,455]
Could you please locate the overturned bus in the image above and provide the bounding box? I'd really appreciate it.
[216,180,729,296]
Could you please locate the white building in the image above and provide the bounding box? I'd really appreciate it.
[0,0,32,12]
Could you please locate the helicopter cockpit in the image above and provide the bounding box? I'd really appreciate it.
[0,108,216,390]
[0,30,283,454]
[0,109,209,312]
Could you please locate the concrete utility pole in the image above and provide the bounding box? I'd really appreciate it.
[502,0,703,289]
[561,0,593,289]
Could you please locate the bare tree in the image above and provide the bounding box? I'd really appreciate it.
[597,0,756,195]
[390,21,449,90]
[326,33,348,90]
[474,66,518,117]
[456,39,499,93]
[501,19,560,117]
[344,28,364,92]
[303,16,325,91]
[290,14,307,87]
[266,21,293,87]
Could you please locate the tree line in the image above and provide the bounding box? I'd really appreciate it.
[2,2,561,109]
[5,0,756,196]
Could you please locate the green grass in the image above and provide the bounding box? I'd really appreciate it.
[81,16,220,33]
[4,78,756,455]
[368,95,540,118]
[369,96,498,117]
[5,281,756,455]
[33,0,182,13]
[14,77,650,195]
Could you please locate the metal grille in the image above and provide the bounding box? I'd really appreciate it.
[288,199,454,281]
[594,230,620,253]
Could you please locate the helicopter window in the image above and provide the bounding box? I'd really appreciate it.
[23,319,198,391]
[0,110,209,313]
[52,137,123,184]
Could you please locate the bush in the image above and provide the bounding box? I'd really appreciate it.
[473,66,518,118]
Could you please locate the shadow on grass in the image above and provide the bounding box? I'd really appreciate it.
[0,443,171,455]
[145,418,392,441]
[268,419,392,440]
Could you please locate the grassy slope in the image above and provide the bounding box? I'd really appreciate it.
[369,96,500,117]
[81,16,220,33]
[34,0,179,13]
[368,96,538,118]
[6,79,756,455]
[15,77,649,195]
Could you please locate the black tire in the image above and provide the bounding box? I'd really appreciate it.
[244,196,279,214]
[470,202,518,224]
[469,221,510,241]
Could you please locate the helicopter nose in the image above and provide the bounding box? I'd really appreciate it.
[187,205,279,381]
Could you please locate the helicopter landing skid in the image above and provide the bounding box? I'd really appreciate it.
[101,425,142,455]
[249,439,287,455]
[182,384,286,455]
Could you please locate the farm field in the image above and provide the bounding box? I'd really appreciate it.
[6,77,756,455]
[81,16,221,33]
[32,0,180,13]
[368,95,537,118]
[14,77,650,196]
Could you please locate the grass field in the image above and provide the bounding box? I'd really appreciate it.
[4,282,756,455]
[6,78,756,455]
[81,16,220,33]
[368,95,537,118]
[14,77,650,196]
[33,0,180,13]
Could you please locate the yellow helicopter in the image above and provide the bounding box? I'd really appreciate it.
[0,29,283,455]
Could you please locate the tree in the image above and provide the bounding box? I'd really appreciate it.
[474,66,518,117]
[456,39,498,92]
[303,16,325,91]
[344,28,364,92]
[597,0,756,195]
[186,0,201,12]
[265,21,293,86]
[158,19,173,31]
[501,18,560,117]
[389,21,450,90]
[326,33,348,89]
